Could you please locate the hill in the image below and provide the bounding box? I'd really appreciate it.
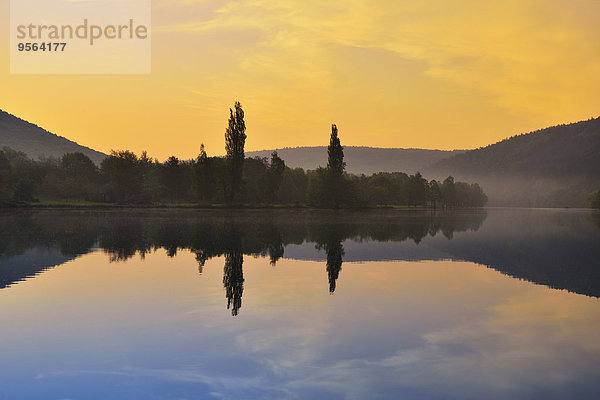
[246,146,464,175]
[428,117,600,207]
[0,109,106,164]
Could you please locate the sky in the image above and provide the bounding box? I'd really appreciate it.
[1,0,599,160]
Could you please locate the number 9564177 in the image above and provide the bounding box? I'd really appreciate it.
[17,42,66,51]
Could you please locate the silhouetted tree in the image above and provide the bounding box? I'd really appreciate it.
[225,102,247,202]
[327,124,346,208]
[408,172,427,206]
[58,152,99,200]
[210,156,230,202]
[101,150,142,203]
[327,125,345,176]
[194,144,214,202]
[262,151,286,203]
[138,151,160,203]
[161,156,190,203]
[242,157,268,202]
[307,125,351,208]
[60,152,97,180]
[278,167,308,205]
[307,168,333,207]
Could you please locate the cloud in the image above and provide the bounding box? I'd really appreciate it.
[156,0,600,119]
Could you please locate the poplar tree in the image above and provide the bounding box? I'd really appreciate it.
[327,124,345,177]
[225,102,246,201]
[327,124,346,207]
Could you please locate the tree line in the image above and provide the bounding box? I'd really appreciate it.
[0,102,487,208]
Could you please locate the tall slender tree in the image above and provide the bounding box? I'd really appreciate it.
[327,124,346,207]
[225,102,247,201]
[327,124,345,177]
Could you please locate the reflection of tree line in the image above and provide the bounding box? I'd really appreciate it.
[592,211,600,231]
[0,210,487,315]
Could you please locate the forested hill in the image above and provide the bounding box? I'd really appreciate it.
[432,117,600,178]
[246,146,464,175]
[429,117,600,206]
[0,109,106,164]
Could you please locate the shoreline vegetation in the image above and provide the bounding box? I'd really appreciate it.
[6,201,434,210]
[0,102,490,209]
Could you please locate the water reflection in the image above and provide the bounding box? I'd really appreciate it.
[223,226,244,316]
[1,209,600,399]
[592,211,600,230]
[1,209,600,314]
[1,210,486,311]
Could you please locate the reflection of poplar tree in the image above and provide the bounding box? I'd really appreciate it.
[325,240,344,293]
[313,222,348,293]
[223,250,244,316]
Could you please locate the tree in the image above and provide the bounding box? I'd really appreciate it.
[243,157,269,202]
[160,156,191,203]
[327,124,346,208]
[428,180,442,210]
[262,151,286,203]
[408,172,427,206]
[468,183,488,207]
[194,144,214,202]
[163,156,180,202]
[60,152,97,181]
[139,151,160,203]
[13,179,37,202]
[100,150,142,203]
[59,152,99,200]
[225,101,247,202]
[278,167,308,205]
[307,167,333,207]
[327,124,345,178]
[441,176,457,208]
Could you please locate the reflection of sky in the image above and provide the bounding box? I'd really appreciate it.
[0,251,599,399]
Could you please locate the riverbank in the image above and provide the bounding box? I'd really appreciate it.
[1,200,428,210]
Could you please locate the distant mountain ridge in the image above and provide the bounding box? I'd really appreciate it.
[431,117,600,178]
[0,109,106,164]
[246,146,465,175]
[428,117,600,206]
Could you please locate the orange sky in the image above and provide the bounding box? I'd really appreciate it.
[1,0,599,160]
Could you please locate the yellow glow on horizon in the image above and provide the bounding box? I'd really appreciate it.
[1,0,599,160]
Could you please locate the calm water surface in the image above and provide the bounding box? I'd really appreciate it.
[0,208,599,400]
